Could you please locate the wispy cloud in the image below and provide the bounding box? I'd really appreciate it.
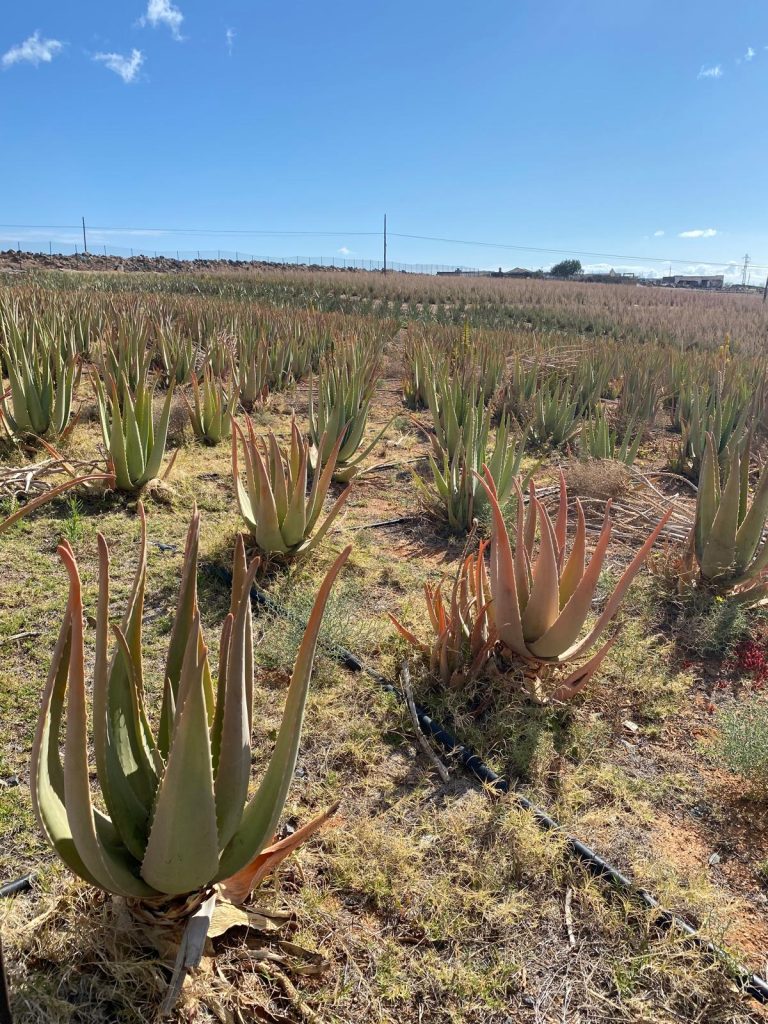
[2,31,64,68]
[679,228,718,238]
[141,0,184,40]
[338,246,353,255]
[653,230,665,237]
[93,49,144,84]
[225,27,235,55]
[697,64,723,79]
[745,46,756,61]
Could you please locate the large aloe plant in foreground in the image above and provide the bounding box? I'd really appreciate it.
[683,433,768,604]
[478,469,670,700]
[31,503,350,903]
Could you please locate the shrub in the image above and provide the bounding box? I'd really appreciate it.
[712,700,768,791]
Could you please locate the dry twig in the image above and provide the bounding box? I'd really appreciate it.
[400,661,450,784]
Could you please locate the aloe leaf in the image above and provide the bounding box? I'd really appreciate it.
[521,502,561,643]
[214,557,260,849]
[475,468,528,657]
[216,545,351,879]
[142,617,220,894]
[141,382,174,484]
[160,507,201,757]
[59,544,154,896]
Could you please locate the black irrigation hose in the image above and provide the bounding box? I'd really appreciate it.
[213,564,768,1006]
[0,877,33,900]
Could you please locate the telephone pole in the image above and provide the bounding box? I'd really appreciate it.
[82,216,88,254]
[383,214,387,274]
[742,253,750,286]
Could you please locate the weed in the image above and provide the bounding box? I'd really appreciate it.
[59,495,85,544]
[711,699,768,792]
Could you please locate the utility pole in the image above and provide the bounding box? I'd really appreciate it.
[82,216,88,254]
[383,214,387,274]
[742,253,750,286]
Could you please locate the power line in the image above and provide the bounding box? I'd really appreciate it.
[390,233,768,272]
[0,223,763,272]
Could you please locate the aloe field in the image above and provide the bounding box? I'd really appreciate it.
[2,264,768,1023]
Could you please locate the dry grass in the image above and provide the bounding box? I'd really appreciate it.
[563,458,633,502]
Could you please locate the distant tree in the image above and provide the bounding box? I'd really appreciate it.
[550,259,582,278]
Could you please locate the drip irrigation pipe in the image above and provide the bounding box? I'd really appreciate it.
[0,876,33,900]
[213,564,768,1005]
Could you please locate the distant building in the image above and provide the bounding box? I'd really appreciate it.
[490,266,534,278]
[577,268,635,284]
[660,274,723,290]
[436,266,535,278]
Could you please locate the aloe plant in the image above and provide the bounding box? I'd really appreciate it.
[206,332,235,378]
[528,378,582,449]
[184,370,238,445]
[403,338,432,410]
[683,433,768,604]
[233,416,351,556]
[0,320,77,438]
[31,503,350,903]
[579,406,642,466]
[100,318,151,392]
[477,468,670,700]
[672,387,751,481]
[309,349,389,481]
[235,334,271,410]
[424,367,481,459]
[155,321,198,385]
[427,410,529,531]
[469,339,505,404]
[573,359,612,416]
[616,364,661,428]
[389,542,494,687]
[93,368,175,492]
[498,358,540,421]
[235,327,294,409]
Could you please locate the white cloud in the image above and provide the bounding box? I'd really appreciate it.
[93,49,144,84]
[653,230,665,237]
[338,246,353,255]
[698,64,723,79]
[2,31,63,68]
[679,228,718,238]
[141,0,184,40]
[745,46,756,61]
[225,28,235,55]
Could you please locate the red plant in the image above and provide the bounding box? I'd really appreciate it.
[730,639,768,687]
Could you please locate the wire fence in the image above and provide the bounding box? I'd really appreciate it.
[0,240,480,276]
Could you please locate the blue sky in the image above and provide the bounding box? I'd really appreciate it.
[1,0,767,281]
